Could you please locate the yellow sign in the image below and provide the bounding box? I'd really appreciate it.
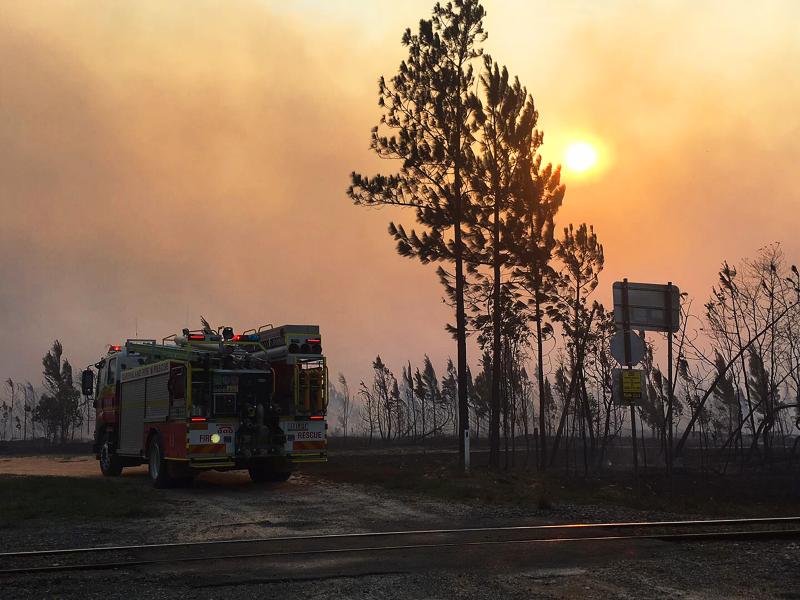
[621,370,643,400]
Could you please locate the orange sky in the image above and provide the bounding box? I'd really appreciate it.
[1,1,799,388]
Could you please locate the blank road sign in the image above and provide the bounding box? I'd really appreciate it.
[613,281,680,333]
[610,330,645,366]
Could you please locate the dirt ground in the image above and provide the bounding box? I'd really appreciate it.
[0,455,101,477]
[0,455,798,599]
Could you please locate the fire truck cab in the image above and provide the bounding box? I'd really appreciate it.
[83,325,327,487]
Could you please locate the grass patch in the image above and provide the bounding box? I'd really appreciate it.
[0,475,163,526]
[304,453,553,506]
[548,470,800,517]
[303,452,800,517]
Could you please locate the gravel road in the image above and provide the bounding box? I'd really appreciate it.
[0,456,798,598]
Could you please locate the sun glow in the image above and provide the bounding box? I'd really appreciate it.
[564,141,598,173]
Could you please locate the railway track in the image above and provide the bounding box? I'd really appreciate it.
[2,517,799,576]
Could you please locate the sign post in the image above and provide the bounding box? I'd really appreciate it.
[621,280,639,486]
[666,282,674,477]
[613,279,681,478]
[464,429,470,473]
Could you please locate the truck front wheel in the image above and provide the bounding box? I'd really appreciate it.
[99,433,123,477]
[148,434,173,488]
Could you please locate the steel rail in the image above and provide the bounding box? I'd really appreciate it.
[1,528,799,576]
[1,515,799,560]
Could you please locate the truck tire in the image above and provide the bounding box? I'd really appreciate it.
[99,433,123,477]
[148,434,173,488]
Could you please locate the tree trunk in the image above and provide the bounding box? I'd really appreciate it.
[535,291,547,470]
[550,306,596,466]
[454,221,469,463]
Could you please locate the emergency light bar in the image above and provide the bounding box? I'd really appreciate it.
[188,334,222,342]
[232,334,259,342]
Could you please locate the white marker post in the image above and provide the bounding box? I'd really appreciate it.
[464,429,470,473]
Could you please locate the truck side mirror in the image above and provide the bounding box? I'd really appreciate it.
[81,369,95,397]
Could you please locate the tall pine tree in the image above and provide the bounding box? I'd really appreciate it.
[348,0,486,464]
[468,56,539,467]
[507,145,565,470]
[547,224,604,464]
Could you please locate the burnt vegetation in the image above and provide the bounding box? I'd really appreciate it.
[343,0,800,483]
[0,1,796,506]
[328,243,800,480]
[1,341,89,448]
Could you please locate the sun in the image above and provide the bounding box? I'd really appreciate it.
[564,141,598,173]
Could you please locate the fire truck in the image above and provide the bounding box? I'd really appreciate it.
[82,324,327,487]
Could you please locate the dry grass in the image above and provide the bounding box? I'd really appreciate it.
[0,474,162,526]
[302,451,800,517]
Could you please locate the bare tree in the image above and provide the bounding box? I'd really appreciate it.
[349,0,488,466]
[337,373,353,439]
[33,340,82,444]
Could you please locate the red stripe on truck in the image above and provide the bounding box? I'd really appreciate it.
[292,441,326,450]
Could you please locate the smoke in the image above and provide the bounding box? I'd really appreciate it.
[487,0,800,301]
[0,1,449,384]
[1,0,798,388]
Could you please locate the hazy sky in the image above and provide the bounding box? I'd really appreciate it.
[1,1,799,388]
